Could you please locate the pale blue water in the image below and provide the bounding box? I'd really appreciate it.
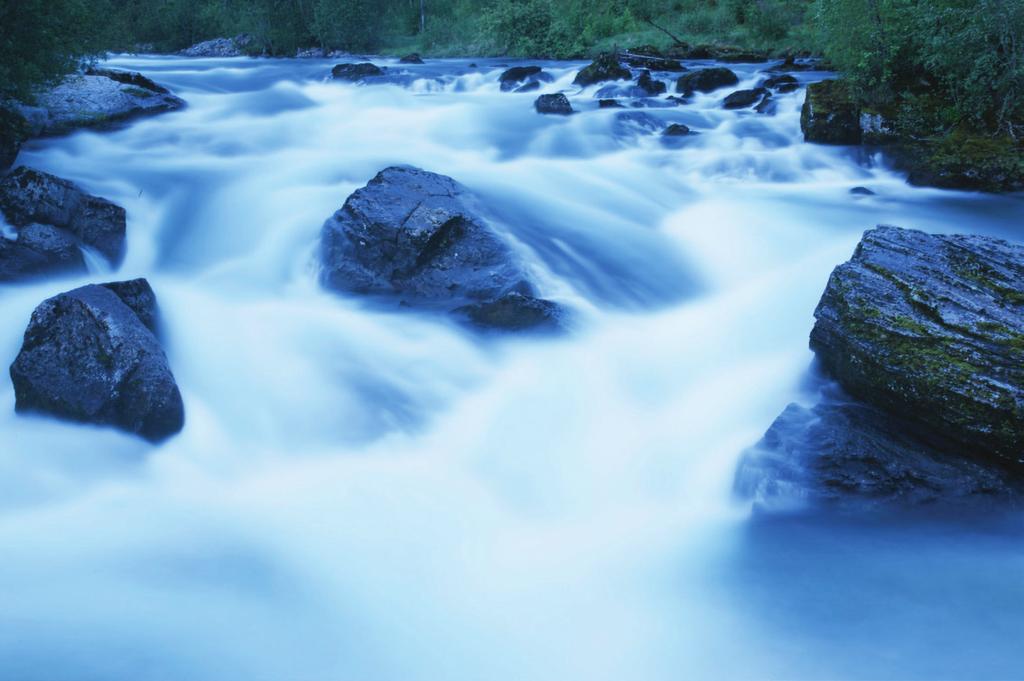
[0,54,1022,681]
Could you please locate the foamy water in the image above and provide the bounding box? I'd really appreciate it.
[0,54,1021,680]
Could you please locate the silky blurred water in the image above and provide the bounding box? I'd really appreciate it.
[0,54,1022,681]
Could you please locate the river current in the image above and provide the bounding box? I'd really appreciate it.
[0,55,1022,680]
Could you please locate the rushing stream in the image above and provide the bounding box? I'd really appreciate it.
[1,55,1022,680]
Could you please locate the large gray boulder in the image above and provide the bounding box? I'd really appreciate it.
[676,67,739,94]
[737,225,1024,512]
[9,279,184,442]
[810,226,1023,468]
[0,167,126,280]
[16,71,184,137]
[320,166,562,331]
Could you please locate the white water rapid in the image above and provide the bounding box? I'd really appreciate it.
[0,55,1022,681]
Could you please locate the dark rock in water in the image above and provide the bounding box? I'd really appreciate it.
[850,186,875,196]
[332,63,386,82]
[9,279,184,442]
[100,278,161,335]
[573,53,631,87]
[319,166,562,330]
[0,167,126,278]
[456,292,562,331]
[754,92,775,114]
[663,123,692,136]
[1,106,27,172]
[499,66,543,91]
[723,87,770,109]
[515,81,542,93]
[810,225,1024,471]
[0,224,84,281]
[15,73,185,137]
[84,67,169,95]
[180,34,253,57]
[636,70,666,96]
[535,93,573,115]
[763,74,798,90]
[676,68,739,94]
[399,53,424,64]
[735,386,1024,512]
[598,99,624,109]
[800,80,861,145]
[889,132,1024,194]
[776,82,800,94]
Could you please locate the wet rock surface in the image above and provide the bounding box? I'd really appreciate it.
[1,106,28,172]
[0,167,126,280]
[676,67,739,94]
[800,79,862,145]
[810,225,1024,467]
[723,87,770,109]
[535,93,573,115]
[499,66,552,92]
[332,63,386,82]
[319,166,562,330]
[736,385,1024,512]
[9,279,184,442]
[573,53,631,87]
[739,225,1024,511]
[180,35,253,57]
[15,72,184,137]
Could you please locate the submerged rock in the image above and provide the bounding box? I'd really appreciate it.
[535,93,573,115]
[331,63,386,82]
[9,279,184,442]
[636,70,666,96]
[663,123,692,136]
[676,67,739,94]
[399,53,424,64]
[456,292,562,332]
[16,72,184,137]
[573,53,631,87]
[598,99,624,109]
[0,167,126,280]
[735,387,1023,512]
[763,74,798,90]
[319,166,562,331]
[499,66,552,92]
[723,87,770,109]
[809,225,1024,469]
[800,79,861,145]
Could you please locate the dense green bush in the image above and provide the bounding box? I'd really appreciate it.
[817,0,1024,136]
[0,0,113,100]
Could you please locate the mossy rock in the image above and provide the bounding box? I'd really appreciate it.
[800,79,861,145]
[810,225,1024,471]
[895,131,1024,193]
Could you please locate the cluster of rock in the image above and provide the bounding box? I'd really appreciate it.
[2,67,187,443]
[0,167,126,281]
[318,166,563,331]
[179,34,255,57]
[737,226,1024,511]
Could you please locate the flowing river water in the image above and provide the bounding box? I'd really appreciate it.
[0,55,1022,680]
